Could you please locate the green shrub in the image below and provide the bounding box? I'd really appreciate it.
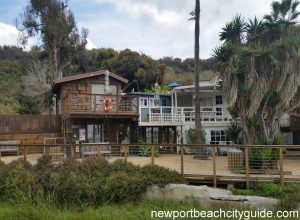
[110,159,139,174]
[0,159,35,203]
[141,164,186,186]
[0,156,185,207]
[255,182,281,197]
[104,171,147,203]
[279,184,300,210]
[34,155,54,196]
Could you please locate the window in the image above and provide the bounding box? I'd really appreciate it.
[216,95,223,105]
[210,130,228,144]
[146,127,159,144]
[161,98,167,106]
[216,107,222,116]
[146,127,152,143]
[140,98,148,107]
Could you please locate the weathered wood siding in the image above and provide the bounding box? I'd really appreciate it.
[0,115,61,134]
[0,133,61,154]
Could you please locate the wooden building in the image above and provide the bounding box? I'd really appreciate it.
[53,70,139,149]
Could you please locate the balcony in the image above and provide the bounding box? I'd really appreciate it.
[61,93,139,117]
[176,107,232,123]
[139,106,232,126]
[139,106,184,126]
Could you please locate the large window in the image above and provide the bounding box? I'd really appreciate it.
[210,130,229,144]
[146,127,159,144]
[87,124,101,143]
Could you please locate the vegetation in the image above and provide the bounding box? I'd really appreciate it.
[225,122,243,144]
[0,199,299,220]
[0,156,185,208]
[213,0,300,144]
[17,0,88,80]
[232,182,300,210]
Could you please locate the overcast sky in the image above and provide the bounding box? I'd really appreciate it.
[0,0,275,59]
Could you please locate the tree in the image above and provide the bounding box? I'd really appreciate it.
[17,0,88,80]
[192,0,207,159]
[213,0,300,144]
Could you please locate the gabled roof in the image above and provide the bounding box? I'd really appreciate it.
[54,70,128,85]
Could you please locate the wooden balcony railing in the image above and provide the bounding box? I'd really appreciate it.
[62,93,139,115]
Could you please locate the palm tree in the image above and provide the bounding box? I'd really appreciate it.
[264,0,299,24]
[219,15,245,45]
[192,0,207,159]
[246,17,266,46]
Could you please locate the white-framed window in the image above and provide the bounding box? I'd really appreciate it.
[216,107,222,116]
[210,130,229,144]
[215,95,223,105]
[140,98,148,107]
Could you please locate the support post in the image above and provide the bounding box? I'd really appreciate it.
[212,146,217,188]
[245,147,250,189]
[180,145,184,176]
[71,144,75,158]
[151,145,154,165]
[124,145,128,163]
[23,145,28,162]
[280,147,284,187]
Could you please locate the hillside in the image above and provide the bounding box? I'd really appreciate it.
[0,46,220,115]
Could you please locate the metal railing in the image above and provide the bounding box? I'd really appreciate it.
[1,143,300,188]
[62,93,139,114]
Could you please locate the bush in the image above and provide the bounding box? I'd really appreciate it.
[104,171,147,203]
[279,184,300,210]
[0,159,34,203]
[141,164,186,186]
[0,157,185,207]
[255,182,281,197]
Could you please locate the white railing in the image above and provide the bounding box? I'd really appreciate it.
[175,106,232,123]
[149,113,184,124]
[139,106,232,125]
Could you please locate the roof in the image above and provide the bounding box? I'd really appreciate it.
[127,92,171,97]
[171,78,221,93]
[54,70,128,85]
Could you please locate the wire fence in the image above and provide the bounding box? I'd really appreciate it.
[0,142,300,188]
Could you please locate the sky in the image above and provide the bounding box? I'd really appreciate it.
[0,0,275,59]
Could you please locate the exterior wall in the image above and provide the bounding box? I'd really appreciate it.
[0,133,61,154]
[58,76,122,114]
[178,123,230,145]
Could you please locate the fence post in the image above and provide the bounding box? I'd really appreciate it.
[0,147,2,162]
[245,146,250,189]
[124,145,128,163]
[151,145,154,165]
[279,147,284,187]
[71,144,75,158]
[23,145,27,162]
[180,145,184,176]
[212,146,217,188]
[97,144,100,157]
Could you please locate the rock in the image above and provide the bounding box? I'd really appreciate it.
[143,184,280,209]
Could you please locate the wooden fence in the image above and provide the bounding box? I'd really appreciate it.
[0,115,61,134]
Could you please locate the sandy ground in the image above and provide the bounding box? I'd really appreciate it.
[1,153,299,179]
